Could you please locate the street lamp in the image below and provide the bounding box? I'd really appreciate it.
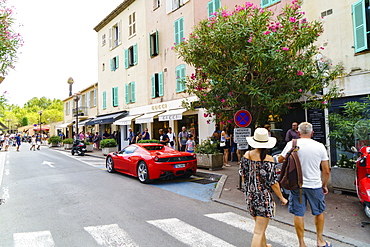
[38,110,43,138]
[74,92,81,140]
[67,77,74,97]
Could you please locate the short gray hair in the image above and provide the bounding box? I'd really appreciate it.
[298,122,312,135]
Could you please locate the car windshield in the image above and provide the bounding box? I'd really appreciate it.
[143,145,164,151]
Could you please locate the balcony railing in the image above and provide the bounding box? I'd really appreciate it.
[72,106,88,117]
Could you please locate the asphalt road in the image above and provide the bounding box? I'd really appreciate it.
[0,145,355,247]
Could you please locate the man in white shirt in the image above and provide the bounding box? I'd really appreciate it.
[278,122,331,247]
[167,127,176,149]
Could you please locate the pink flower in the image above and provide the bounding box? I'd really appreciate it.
[227,120,232,123]
[319,47,324,50]
[248,37,253,43]
[322,101,328,104]
[289,17,297,22]
[299,89,302,92]
[171,46,174,50]
[282,47,289,51]
[297,71,304,76]
[221,99,226,103]
[264,31,271,35]
[203,94,207,96]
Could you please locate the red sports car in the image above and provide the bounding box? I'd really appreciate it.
[105,143,197,183]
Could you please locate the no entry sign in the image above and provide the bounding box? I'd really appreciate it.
[234,110,252,128]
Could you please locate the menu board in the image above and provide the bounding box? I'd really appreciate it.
[308,109,326,144]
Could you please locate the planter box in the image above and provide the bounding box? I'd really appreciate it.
[49,143,59,147]
[331,167,356,193]
[196,153,223,170]
[102,147,118,156]
[86,144,93,152]
[64,143,73,150]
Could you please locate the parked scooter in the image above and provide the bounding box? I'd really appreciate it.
[71,139,86,156]
[353,120,370,227]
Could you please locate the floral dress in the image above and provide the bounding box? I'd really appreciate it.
[239,156,278,218]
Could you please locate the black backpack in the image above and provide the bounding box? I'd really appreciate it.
[279,139,303,202]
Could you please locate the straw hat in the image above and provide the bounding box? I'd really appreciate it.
[246,128,276,149]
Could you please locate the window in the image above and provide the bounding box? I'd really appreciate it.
[89,89,96,107]
[174,17,184,45]
[93,89,96,106]
[101,34,106,46]
[125,81,136,104]
[129,12,136,37]
[112,87,118,107]
[151,72,164,98]
[208,0,221,17]
[176,64,186,93]
[102,91,107,109]
[153,0,160,9]
[65,102,70,115]
[352,0,370,53]
[149,30,159,57]
[125,44,138,68]
[166,0,189,13]
[109,21,122,49]
[110,56,119,71]
[260,0,280,8]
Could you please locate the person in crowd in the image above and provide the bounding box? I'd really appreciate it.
[36,134,41,150]
[221,126,231,167]
[3,134,9,151]
[15,133,21,151]
[285,122,300,142]
[103,131,111,139]
[0,133,4,151]
[278,122,331,247]
[93,132,101,150]
[240,128,288,247]
[189,123,197,143]
[167,127,176,149]
[159,129,169,146]
[141,128,150,140]
[135,132,142,143]
[185,134,196,153]
[79,131,85,140]
[30,135,36,151]
[230,126,237,162]
[264,123,272,137]
[178,126,188,151]
[128,128,135,144]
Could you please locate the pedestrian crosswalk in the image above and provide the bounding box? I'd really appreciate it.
[10,212,317,247]
[56,150,106,169]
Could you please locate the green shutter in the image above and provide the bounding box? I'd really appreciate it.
[149,32,152,57]
[352,0,368,53]
[176,66,180,93]
[174,19,179,44]
[125,84,129,104]
[151,74,156,98]
[261,0,271,8]
[208,1,214,17]
[133,43,138,65]
[112,87,118,106]
[124,49,129,68]
[155,29,159,55]
[180,65,186,91]
[271,0,280,4]
[115,56,119,69]
[110,59,113,71]
[131,81,136,102]
[179,17,184,42]
[158,72,164,97]
[214,0,221,12]
[102,91,106,109]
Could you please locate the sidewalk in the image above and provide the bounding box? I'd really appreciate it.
[70,148,369,246]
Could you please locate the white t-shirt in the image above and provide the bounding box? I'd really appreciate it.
[280,138,329,189]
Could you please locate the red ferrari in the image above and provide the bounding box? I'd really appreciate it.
[105,143,197,183]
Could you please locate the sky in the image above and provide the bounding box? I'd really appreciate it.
[1,0,124,106]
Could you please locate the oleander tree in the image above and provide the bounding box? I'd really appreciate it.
[175,0,343,127]
[0,0,23,76]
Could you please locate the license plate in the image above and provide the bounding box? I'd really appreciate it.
[174,164,186,168]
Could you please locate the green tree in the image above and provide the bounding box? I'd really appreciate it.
[175,1,343,126]
[0,0,23,76]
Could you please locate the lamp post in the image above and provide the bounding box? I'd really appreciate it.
[74,92,81,140]
[67,77,74,97]
[38,110,43,139]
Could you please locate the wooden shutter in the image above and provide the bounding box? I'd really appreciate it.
[174,19,179,44]
[261,0,270,8]
[179,17,184,42]
[133,43,138,65]
[125,84,129,104]
[110,59,113,71]
[115,56,119,69]
[208,1,214,17]
[176,66,180,93]
[109,28,112,50]
[214,0,221,11]
[158,72,164,96]
[102,91,107,109]
[180,65,186,91]
[352,0,368,53]
[125,49,129,68]
[112,87,118,106]
[118,20,122,45]
[131,81,136,103]
[155,29,159,55]
[151,74,156,98]
[149,32,152,57]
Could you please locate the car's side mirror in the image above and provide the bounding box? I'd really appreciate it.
[351,146,358,153]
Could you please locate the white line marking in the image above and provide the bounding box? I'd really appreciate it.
[42,161,55,168]
[205,212,316,247]
[13,230,55,247]
[147,218,235,247]
[5,168,9,175]
[0,152,6,187]
[84,224,139,247]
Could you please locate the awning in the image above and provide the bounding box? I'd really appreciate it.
[33,126,50,131]
[57,121,74,128]
[85,112,127,125]
[135,111,164,124]
[113,114,143,125]
[158,109,186,121]
[77,118,93,127]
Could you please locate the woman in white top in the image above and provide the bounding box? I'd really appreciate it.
[167,127,176,149]
[3,134,9,151]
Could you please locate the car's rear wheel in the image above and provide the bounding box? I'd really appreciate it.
[106,156,115,173]
[137,161,151,183]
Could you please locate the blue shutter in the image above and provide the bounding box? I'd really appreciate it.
[110,59,113,71]
[155,29,159,55]
[176,66,181,93]
[151,74,156,98]
[180,65,186,92]
[214,0,221,11]
[102,91,107,109]
[124,49,129,68]
[352,0,368,53]
[148,32,152,57]
[112,87,118,106]
[125,84,129,104]
[174,19,179,45]
[133,43,138,65]
[208,1,214,17]
[271,0,280,4]
[158,72,164,97]
[261,0,271,8]
[115,56,119,69]
[131,81,136,102]
[179,17,184,42]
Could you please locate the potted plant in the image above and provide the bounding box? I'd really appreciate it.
[100,138,118,155]
[62,138,74,150]
[84,140,93,152]
[195,138,223,170]
[48,135,61,147]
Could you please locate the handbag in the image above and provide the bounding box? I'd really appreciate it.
[220,142,226,147]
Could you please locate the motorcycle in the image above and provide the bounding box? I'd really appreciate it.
[71,139,86,156]
[352,119,370,227]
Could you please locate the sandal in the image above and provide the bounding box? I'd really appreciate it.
[223,164,231,167]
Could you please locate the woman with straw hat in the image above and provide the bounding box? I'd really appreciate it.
[240,128,288,247]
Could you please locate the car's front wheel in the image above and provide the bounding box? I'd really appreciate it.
[106,156,115,173]
[137,161,151,183]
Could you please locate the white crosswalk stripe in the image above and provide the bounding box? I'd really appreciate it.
[147,218,236,247]
[205,212,316,247]
[56,150,106,169]
[84,224,139,247]
[13,230,55,247]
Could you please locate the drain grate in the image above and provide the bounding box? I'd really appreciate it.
[190,178,217,185]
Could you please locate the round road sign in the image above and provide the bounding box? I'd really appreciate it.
[234,110,252,128]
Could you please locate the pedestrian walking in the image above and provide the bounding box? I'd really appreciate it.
[221,126,231,167]
[178,126,188,151]
[167,127,176,149]
[159,129,169,146]
[285,122,300,142]
[3,134,9,151]
[240,128,288,247]
[278,122,331,247]
[93,132,101,150]
[185,134,196,153]
[128,128,135,144]
[30,135,36,151]
[15,133,21,151]
[36,134,41,150]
